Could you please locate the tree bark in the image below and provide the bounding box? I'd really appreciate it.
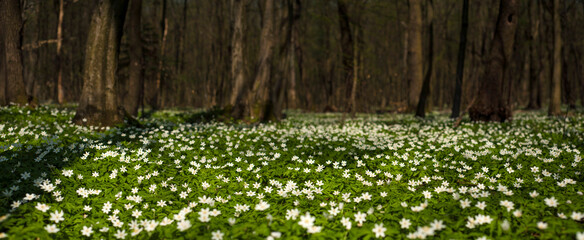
[548,0,562,116]
[407,0,423,112]
[416,0,434,118]
[229,0,247,111]
[245,0,276,121]
[337,0,353,114]
[123,0,143,116]
[286,0,300,109]
[155,0,168,109]
[526,0,541,109]
[56,0,65,104]
[451,0,468,118]
[0,0,29,105]
[73,0,129,127]
[469,0,518,122]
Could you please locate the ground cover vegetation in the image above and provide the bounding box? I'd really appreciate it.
[0,106,583,239]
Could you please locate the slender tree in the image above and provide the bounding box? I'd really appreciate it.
[416,0,434,118]
[407,0,423,112]
[73,0,129,126]
[0,0,29,106]
[56,0,65,104]
[549,0,562,116]
[337,0,354,114]
[469,0,518,122]
[451,0,468,118]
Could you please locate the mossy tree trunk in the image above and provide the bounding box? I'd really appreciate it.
[0,0,29,106]
[73,0,129,127]
[469,0,518,122]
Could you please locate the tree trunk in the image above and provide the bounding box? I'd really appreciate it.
[156,0,168,109]
[56,0,65,104]
[548,0,562,116]
[229,0,247,111]
[245,0,276,121]
[123,0,143,116]
[0,0,29,105]
[0,29,5,106]
[178,0,188,74]
[469,0,518,122]
[337,0,353,113]
[72,0,129,127]
[527,0,541,109]
[287,0,300,109]
[407,0,423,112]
[451,0,468,118]
[416,0,434,118]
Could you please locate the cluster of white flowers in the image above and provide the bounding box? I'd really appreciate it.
[0,108,583,239]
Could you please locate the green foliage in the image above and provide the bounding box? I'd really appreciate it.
[0,106,583,239]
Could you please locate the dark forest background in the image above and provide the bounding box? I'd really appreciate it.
[2,0,584,125]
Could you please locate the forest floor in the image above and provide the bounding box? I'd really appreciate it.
[0,106,583,239]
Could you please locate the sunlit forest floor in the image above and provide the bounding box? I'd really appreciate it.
[1,106,583,239]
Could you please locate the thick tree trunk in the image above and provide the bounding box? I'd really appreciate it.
[123,0,143,116]
[337,0,353,113]
[451,0,468,118]
[0,0,29,105]
[548,0,562,116]
[229,0,247,112]
[407,0,423,112]
[73,0,129,127]
[246,0,276,121]
[527,0,541,109]
[416,0,434,118]
[469,0,518,122]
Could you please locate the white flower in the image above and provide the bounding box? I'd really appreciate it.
[577,232,584,240]
[460,199,471,209]
[501,219,510,231]
[372,223,386,238]
[571,212,584,221]
[36,203,50,212]
[354,212,367,226]
[500,200,514,212]
[476,201,486,210]
[49,210,64,223]
[298,212,315,229]
[399,218,411,229]
[211,230,224,240]
[80,226,93,237]
[537,221,547,230]
[286,209,299,220]
[255,200,270,211]
[422,190,432,199]
[307,225,322,234]
[177,220,191,231]
[544,197,558,207]
[44,224,59,233]
[513,210,522,218]
[114,229,127,239]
